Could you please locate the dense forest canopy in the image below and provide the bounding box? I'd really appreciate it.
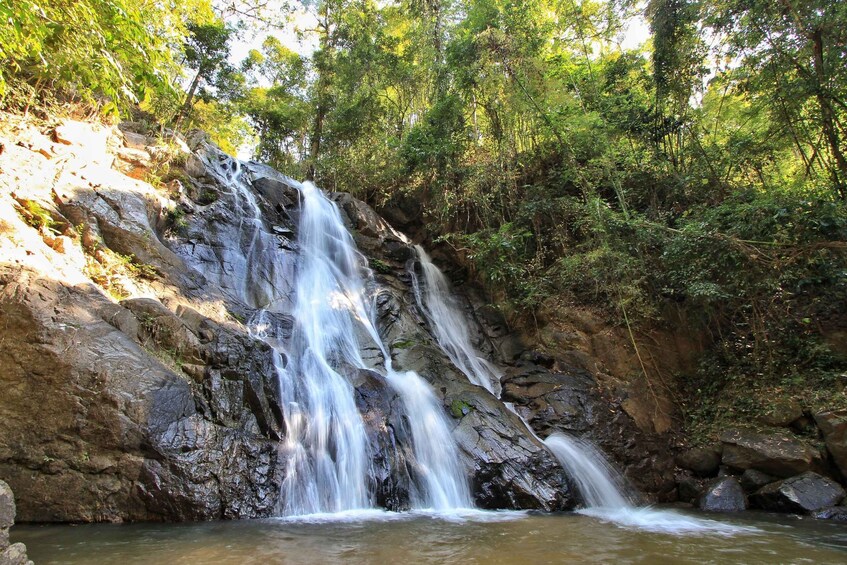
[3,0,846,437]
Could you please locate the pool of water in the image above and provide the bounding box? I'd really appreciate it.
[13,507,847,564]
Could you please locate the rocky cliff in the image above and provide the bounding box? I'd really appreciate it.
[0,115,609,521]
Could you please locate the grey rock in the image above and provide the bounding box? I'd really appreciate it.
[0,543,33,565]
[812,506,847,522]
[0,482,13,531]
[720,429,821,478]
[0,481,32,565]
[699,476,747,512]
[354,370,413,510]
[752,472,845,513]
[740,469,776,493]
[677,446,721,477]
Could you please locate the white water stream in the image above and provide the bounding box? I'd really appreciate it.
[410,245,502,397]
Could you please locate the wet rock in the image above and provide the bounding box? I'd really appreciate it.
[501,364,677,500]
[751,472,845,513]
[740,469,776,493]
[373,284,574,510]
[812,506,847,522]
[720,429,820,478]
[813,409,847,479]
[699,476,747,512]
[0,481,32,565]
[354,370,413,510]
[676,472,707,504]
[677,446,721,477]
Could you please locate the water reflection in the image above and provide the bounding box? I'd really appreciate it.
[14,510,847,565]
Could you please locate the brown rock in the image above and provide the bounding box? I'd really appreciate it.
[814,409,847,479]
[758,398,803,427]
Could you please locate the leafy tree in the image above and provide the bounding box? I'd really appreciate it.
[174,19,237,128]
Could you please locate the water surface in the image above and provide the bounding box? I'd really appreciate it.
[14,509,847,564]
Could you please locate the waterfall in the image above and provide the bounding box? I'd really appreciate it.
[200,163,470,515]
[410,245,502,397]
[543,433,635,508]
[265,181,374,515]
[410,246,636,511]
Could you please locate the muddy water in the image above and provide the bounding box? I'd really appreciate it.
[13,509,847,565]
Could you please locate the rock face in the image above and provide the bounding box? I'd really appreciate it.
[699,477,747,512]
[751,472,845,513]
[814,410,847,479]
[0,481,33,565]
[720,429,822,478]
[0,117,577,521]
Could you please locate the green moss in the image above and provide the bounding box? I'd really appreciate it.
[450,399,473,419]
[392,339,416,350]
[369,258,393,275]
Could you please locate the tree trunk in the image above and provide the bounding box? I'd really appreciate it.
[173,70,203,132]
[307,105,324,181]
[811,28,847,199]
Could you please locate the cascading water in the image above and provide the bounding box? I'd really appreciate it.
[543,433,635,508]
[411,245,502,397]
[197,156,470,515]
[262,181,374,515]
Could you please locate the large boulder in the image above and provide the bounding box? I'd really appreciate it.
[758,398,803,427]
[720,429,821,478]
[699,476,747,512]
[677,446,721,477]
[814,410,847,479]
[0,481,33,565]
[751,472,845,513]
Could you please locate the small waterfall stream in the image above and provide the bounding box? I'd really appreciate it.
[411,245,502,397]
[543,433,635,508]
[410,247,634,508]
[199,159,470,515]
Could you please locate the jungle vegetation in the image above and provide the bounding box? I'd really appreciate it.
[3,0,846,437]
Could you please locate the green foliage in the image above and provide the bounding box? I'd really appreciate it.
[17,199,59,233]
[0,0,215,115]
